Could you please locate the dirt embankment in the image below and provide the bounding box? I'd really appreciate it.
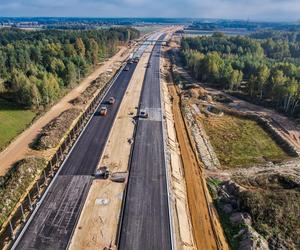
[168,83,229,250]
[175,71,300,249]
[161,52,196,249]
[70,69,120,106]
[0,157,47,229]
[32,108,81,150]
[163,39,228,249]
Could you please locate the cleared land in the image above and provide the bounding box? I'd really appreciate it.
[0,99,36,151]
[199,114,289,168]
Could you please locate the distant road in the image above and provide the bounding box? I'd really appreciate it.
[12,60,138,250]
[119,34,172,250]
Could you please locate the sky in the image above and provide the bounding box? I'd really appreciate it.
[0,0,299,21]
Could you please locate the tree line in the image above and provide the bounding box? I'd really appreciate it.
[181,32,300,116]
[0,27,139,108]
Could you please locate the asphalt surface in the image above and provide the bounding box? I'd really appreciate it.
[13,61,138,250]
[119,34,172,250]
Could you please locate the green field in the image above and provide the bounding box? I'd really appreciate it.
[200,114,290,168]
[0,98,36,151]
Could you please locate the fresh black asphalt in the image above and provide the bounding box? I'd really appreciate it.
[119,35,172,250]
[14,62,137,250]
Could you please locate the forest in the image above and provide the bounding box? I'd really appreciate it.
[181,32,300,116]
[0,27,139,108]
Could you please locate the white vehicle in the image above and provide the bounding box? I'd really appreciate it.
[139,109,148,118]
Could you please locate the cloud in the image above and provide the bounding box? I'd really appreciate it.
[0,0,299,21]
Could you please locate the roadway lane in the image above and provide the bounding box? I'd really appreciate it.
[13,62,138,250]
[119,35,172,250]
[60,65,136,175]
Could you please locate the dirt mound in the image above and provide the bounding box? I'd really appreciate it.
[32,108,81,150]
[235,172,300,190]
[210,172,300,250]
[212,94,233,104]
[185,86,206,99]
[70,70,118,106]
[231,168,300,250]
[210,180,268,250]
[0,157,46,229]
[239,189,299,249]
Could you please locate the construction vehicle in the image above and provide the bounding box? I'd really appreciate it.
[99,106,108,116]
[108,97,115,105]
[94,166,110,179]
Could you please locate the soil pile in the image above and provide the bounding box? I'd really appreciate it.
[33,108,81,150]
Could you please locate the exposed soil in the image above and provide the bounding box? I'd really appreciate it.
[0,157,47,229]
[168,84,229,250]
[32,108,81,150]
[70,69,120,106]
[161,52,196,249]
[228,163,300,249]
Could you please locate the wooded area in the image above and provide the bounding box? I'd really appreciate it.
[181,32,300,116]
[0,27,139,108]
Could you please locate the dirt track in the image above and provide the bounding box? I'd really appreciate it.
[0,46,131,176]
[168,84,229,250]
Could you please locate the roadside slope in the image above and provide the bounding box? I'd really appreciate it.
[168,84,229,250]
